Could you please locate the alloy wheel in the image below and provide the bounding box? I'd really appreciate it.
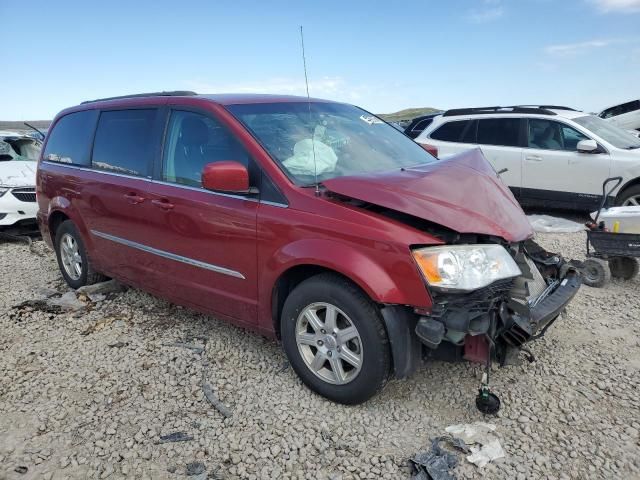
[622,195,640,206]
[60,233,82,280]
[295,302,363,385]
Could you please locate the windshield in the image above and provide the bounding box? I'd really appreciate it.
[226,102,437,185]
[0,138,42,161]
[573,115,640,150]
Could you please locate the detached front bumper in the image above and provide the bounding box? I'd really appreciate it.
[501,270,581,347]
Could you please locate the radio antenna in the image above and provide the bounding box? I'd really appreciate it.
[299,25,319,195]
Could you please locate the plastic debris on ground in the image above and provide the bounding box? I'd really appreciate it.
[528,214,584,233]
[410,436,469,480]
[445,422,506,468]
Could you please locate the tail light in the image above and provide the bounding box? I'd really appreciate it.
[419,143,438,158]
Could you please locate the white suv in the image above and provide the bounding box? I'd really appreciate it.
[416,106,640,209]
[599,99,640,132]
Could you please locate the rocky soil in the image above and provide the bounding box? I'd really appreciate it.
[0,232,639,479]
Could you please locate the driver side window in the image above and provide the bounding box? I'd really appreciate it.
[527,119,589,152]
[163,110,250,187]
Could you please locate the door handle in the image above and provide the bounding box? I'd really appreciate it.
[525,155,542,162]
[151,199,175,210]
[124,192,145,204]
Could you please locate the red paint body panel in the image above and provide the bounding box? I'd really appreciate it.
[323,148,533,243]
[37,94,530,338]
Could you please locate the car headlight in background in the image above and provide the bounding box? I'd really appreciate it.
[0,186,10,198]
[412,244,521,292]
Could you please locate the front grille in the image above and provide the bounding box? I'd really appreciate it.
[12,188,36,202]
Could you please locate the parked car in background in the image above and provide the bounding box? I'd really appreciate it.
[37,91,579,405]
[403,112,443,139]
[416,106,640,209]
[599,99,640,132]
[0,131,41,229]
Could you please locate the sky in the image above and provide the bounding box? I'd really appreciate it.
[1,0,639,120]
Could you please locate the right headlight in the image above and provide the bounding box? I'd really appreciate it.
[0,186,10,198]
[412,244,521,292]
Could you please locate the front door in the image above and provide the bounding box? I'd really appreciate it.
[521,118,611,209]
[142,109,259,325]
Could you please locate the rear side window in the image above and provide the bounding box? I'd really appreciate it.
[477,118,521,147]
[92,109,157,177]
[43,110,98,165]
[430,120,470,142]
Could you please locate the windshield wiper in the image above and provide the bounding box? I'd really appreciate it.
[624,145,640,150]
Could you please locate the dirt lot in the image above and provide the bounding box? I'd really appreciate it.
[1,231,639,480]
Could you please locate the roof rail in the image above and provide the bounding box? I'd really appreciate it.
[442,106,558,117]
[511,104,577,111]
[81,90,197,104]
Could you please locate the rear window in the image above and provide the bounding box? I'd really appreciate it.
[477,118,521,147]
[92,109,157,177]
[430,120,470,142]
[43,110,98,165]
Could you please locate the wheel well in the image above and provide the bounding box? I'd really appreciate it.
[48,211,69,243]
[271,265,368,338]
[617,178,640,203]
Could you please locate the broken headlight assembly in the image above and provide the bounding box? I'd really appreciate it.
[412,244,521,292]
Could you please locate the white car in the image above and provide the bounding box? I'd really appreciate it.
[599,99,640,132]
[416,106,640,209]
[0,133,40,228]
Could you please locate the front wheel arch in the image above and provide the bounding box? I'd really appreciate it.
[615,178,640,206]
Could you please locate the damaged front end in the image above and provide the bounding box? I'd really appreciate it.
[414,240,580,368]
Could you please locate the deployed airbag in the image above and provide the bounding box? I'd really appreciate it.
[283,138,337,176]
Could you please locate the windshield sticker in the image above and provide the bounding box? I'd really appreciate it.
[359,115,384,125]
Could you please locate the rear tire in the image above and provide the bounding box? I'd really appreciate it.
[581,258,610,288]
[280,273,391,405]
[609,257,639,280]
[54,220,106,289]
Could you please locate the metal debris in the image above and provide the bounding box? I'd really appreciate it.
[202,380,232,418]
[159,431,193,443]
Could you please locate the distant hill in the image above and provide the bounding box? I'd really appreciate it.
[377,107,441,123]
[0,120,51,131]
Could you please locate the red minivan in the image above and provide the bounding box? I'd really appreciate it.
[37,91,580,407]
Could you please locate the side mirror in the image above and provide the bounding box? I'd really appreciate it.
[577,139,598,153]
[202,161,253,194]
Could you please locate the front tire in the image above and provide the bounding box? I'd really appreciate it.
[54,220,105,289]
[280,273,391,405]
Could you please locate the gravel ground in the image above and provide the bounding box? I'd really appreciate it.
[0,231,639,480]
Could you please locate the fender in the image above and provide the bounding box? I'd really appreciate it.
[270,238,430,305]
[47,196,95,251]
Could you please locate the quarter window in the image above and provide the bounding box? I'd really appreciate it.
[477,118,521,147]
[528,119,589,151]
[92,109,157,177]
[430,120,470,142]
[43,110,98,165]
[162,110,250,188]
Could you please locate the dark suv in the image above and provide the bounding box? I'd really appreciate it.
[37,91,580,405]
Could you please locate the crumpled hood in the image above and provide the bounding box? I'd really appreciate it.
[323,148,533,242]
[0,161,37,187]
